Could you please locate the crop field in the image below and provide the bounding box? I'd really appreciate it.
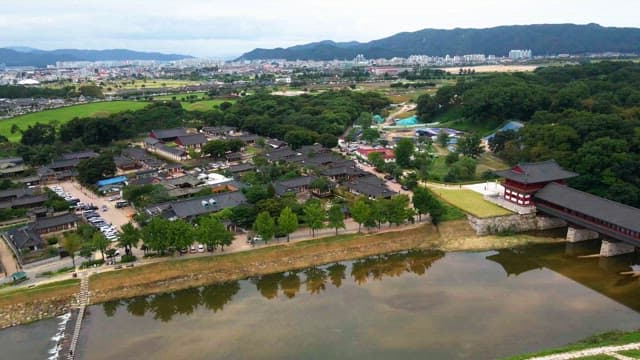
[0,101,148,142]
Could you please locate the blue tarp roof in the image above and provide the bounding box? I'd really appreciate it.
[373,115,385,124]
[96,176,128,187]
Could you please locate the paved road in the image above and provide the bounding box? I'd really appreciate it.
[0,236,19,279]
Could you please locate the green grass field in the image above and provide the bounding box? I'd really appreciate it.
[504,330,640,360]
[0,98,237,142]
[181,99,234,111]
[429,187,512,218]
[1,101,148,142]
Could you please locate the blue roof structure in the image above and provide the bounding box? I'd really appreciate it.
[484,121,525,141]
[96,176,128,187]
[373,114,385,124]
[395,115,421,126]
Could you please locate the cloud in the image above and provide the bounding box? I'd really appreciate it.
[1,0,639,57]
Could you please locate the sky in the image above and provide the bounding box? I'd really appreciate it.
[1,0,639,58]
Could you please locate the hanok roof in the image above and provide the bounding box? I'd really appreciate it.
[155,144,187,157]
[6,227,43,250]
[9,194,47,207]
[494,160,578,184]
[176,134,208,146]
[0,188,33,200]
[148,191,247,219]
[347,175,397,199]
[31,213,79,231]
[62,151,98,160]
[151,128,189,140]
[49,158,80,170]
[535,183,640,233]
[273,176,316,196]
[0,157,24,165]
[227,163,255,173]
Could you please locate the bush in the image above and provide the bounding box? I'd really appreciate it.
[47,237,59,245]
[121,254,137,263]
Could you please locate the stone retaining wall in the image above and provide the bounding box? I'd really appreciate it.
[0,295,72,329]
[467,213,567,236]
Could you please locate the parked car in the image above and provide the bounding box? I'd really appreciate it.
[190,245,197,253]
[198,244,205,253]
[101,205,108,212]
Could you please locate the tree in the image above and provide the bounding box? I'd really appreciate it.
[92,232,110,261]
[198,215,234,251]
[77,154,116,186]
[318,133,338,149]
[310,177,330,194]
[303,202,325,238]
[61,233,83,269]
[20,123,56,146]
[367,151,385,169]
[284,129,318,150]
[118,222,140,256]
[437,130,450,148]
[141,217,172,255]
[394,138,415,168]
[386,195,411,226]
[412,187,430,221]
[424,189,445,225]
[350,198,371,233]
[356,112,373,129]
[253,211,276,243]
[166,219,195,252]
[458,133,485,158]
[327,203,346,235]
[277,207,298,242]
[361,128,380,143]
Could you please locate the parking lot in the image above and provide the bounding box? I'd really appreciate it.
[55,180,134,231]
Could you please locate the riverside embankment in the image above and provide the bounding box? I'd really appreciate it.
[0,221,566,328]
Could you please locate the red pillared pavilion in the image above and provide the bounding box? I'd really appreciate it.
[494,160,578,207]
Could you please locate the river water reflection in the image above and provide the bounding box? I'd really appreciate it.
[66,242,640,358]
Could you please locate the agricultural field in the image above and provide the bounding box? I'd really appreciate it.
[0,101,148,142]
[428,187,512,218]
[104,79,203,91]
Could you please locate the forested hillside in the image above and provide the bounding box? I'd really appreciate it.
[417,61,640,207]
[239,24,640,60]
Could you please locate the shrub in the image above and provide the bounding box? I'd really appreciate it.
[121,254,137,263]
[47,237,59,245]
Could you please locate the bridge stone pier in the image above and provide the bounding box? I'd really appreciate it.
[600,240,635,257]
[566,227,600,243]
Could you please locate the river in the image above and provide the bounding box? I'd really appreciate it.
[3,240,640,359]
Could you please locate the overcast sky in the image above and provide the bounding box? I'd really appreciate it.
[1,0,639,58]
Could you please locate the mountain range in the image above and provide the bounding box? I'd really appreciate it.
[238,23,640,61]
[0,48,193,67]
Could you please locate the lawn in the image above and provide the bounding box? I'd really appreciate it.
[429,187,512,218]
[181,99,234,111]
[0,101,147,142]
[504,330,640,360]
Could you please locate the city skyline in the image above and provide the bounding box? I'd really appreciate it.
[1,0,639,58]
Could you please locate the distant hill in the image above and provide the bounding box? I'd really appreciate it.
[0,48,193,67]
[238,23,640,61]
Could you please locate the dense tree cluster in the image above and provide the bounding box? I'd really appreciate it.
[0,85,75,99]
[418,61,640,206]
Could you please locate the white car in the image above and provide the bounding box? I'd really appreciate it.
[198,244,205,253]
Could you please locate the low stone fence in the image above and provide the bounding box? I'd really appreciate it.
[467,213,566,236]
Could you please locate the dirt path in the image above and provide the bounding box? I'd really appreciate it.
[0,236,19,278]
